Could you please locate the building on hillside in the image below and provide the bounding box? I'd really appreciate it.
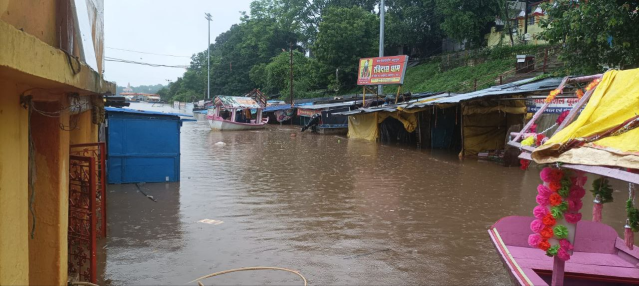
[486,0,551,47]
[0,0,114,285]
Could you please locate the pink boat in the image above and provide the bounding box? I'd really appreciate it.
[497,70,639,286]
[489,216,639,286]
[207,96,269,131]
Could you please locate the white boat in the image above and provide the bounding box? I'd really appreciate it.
[207,96,268,131]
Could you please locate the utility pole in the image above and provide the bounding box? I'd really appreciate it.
[378,0,385,96]
[205,13,212,100]
[290,42,294,108]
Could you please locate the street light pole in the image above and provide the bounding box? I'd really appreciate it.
[205,13,212,100]
[378,0,385,96]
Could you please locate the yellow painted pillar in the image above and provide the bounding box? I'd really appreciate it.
[0,79,29,285]
[28,95,69,285]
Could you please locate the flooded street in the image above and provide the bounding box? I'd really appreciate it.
[101,104,630,285]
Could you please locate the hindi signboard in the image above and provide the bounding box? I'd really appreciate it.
[526,98,583,114]
[357,55,409,86]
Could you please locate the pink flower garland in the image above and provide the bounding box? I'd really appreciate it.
[529,167,586,261]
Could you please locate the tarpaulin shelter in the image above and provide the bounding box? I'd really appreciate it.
[340,77,563,156]
[532,68,639,169]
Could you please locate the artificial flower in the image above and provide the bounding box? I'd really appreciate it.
[528,234,543,248]
[541,227,554,239]
[558,185,570,197]
[575,89,584,99]
[571,174,587,187]
[538,184,553,197]
[537,134,546,144]
[521,136,535,147]
[549,181,562,192]
[546,245,560,257]
[542,213,556,227]
[557,201,568,212]
[531,219,545,233]
[564,213,582,224]
[540,167,554,183]
[569,186,586,199]
[551,207,564,219]
[549,193,563,206]
[530,124,537,133]
[557,247,571,261]
[533,205,549,219]
[538,240,551,251]
[568,199,583,212]
[520,159,530,170]
[554,225,569,239]
[556,110,570,125]
[559,239,574,251]
[536,194,550,206]
[545,89,561,103]
[550,169,564,182]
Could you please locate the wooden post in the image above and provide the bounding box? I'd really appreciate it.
[499,75,503,85]
[395,85,402,104]
[460,104,465,158]
[551,256,565,286]
[417,112,422,148]
[474,79,477,91]
[362,86,366,106]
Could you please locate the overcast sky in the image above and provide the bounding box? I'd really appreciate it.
[104,0,253,87]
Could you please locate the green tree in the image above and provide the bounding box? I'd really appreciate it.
[385,0,443,57]
[541,0,639,74]
[314,6,379,90]
[435,0,499,48]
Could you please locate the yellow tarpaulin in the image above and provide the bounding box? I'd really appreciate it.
[347,109,425,141]
[462,100,526,156]
[532,68,639,169]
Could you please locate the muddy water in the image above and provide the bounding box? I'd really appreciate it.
[102,103,631,285]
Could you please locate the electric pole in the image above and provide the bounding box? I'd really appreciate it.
[378,0,385,96]
[205,13,212,100]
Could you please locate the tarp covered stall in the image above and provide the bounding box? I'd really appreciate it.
[461,99,527,156]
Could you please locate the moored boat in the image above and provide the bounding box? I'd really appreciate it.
[489,216,639,286]
[493,68,639,286]
[207,96,268,131]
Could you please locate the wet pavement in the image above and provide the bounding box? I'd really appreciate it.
[101,103,631,285]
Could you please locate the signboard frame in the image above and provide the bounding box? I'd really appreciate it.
[357,55,409,86]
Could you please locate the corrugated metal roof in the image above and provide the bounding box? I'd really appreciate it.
[264,105,295,112]
[335,77,562,116]
[432,77,562,104]
[105,107,192,118]
[298,101,360,110]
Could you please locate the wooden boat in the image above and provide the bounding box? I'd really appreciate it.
[207,96,268,131]
[496,70,639,286]
[489,216,639,286]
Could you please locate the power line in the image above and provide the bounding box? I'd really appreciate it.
[106,46,192,58]
[105,57,192,69]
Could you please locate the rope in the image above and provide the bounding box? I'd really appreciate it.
[188,267,308,286]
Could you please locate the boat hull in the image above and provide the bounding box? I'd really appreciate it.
[489,216,639,286]
[208,119,267,131]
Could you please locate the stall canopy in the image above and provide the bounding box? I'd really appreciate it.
[215,96,262,109]
[533,68,639,169]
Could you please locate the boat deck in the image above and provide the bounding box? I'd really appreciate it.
[489,216,639,286]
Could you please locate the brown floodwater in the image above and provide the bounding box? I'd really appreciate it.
[101,103,632,285]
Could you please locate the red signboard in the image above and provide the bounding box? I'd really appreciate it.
[357,55,409,86]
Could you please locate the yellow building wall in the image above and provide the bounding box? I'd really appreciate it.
[70,110,98,145]
[28,95,70,285]
[0,79,29,285]
[0,0,58,47]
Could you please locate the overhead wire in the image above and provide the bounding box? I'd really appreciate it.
[106,46,192,58]
[105,57,193,69]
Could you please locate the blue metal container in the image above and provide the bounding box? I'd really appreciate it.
[105,108,185,184]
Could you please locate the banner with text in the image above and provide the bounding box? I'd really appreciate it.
[357,55,409,86]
